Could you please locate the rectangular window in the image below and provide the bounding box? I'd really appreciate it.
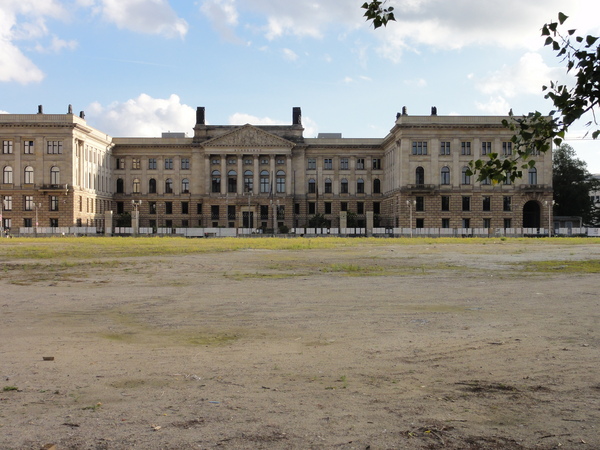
[307,158,316,170]
[462,196,471,211]
[372,158,382,170]
[24,218,32,228]
[116,158,125,169]
[325,202,332,214]
[3,196,12,211]
[416,196,424,212]
[294,203,300,215]
[483,218,491,228]
[197,203,202,214]
[47,141,62,154]
[340,158,349,170]
[181,219,189,228]
[116,201,124,214]
[373,202,380,214]
[149,201,157,214]
[24,140,34,154]
[24,196,33,211]
[50,196,58,211]
[277,205,285,220]
[412,141,428,155]
[441,218,450,228]
[181,158,190,170]
[165,219,173,229]
[441,196,450,211]
[482,196,491,211]
[340,202,348,212]
[2,140,13,154]
[356,158,365,170]
[503,196,512,212]
[260,205,269,220]
[440,141,450,155]
[504,218,512,229]
[462,218,470,229]
[416,218,424,228]
[308,202,316,215]
[181,202,189,214]
[357,202,364,214]
[228,205,235,220]
[50,218,59,228]
[148,158,157,170]
[165,202,173,214]
[503,142,512,156]
[211,205,220,220]
[461,142,471,155]
[165,158,173,170]
[481,141,491,155]
[324,158,332,170]
[132,158,141,169]
[3,218,11,230]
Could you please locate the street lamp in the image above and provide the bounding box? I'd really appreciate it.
[132,200,142,236]
[406,199,416,238]
[35,202,41,237]
[544,199,556,237]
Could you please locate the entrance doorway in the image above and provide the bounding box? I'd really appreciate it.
[523,201,541,228]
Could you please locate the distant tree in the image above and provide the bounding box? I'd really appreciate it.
[552,143,598,224]
[308,213,330,228]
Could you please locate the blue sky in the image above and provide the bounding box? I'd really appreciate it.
[1,0,599,172]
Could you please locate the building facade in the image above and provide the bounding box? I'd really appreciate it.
[0,105,553,235]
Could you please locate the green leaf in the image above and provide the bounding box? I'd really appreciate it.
[558,12,568,24]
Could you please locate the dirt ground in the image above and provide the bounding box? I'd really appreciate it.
[1,241,599,449]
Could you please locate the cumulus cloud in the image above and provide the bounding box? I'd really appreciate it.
[475,52,565,98]
[282,48,298,61]
[228,112,318,137]
[98,0,188,38]
[35,36,78,53]
[475,96,512,115]
[200,0,240,41]
[0,0,68,83]
[87,94,196,136]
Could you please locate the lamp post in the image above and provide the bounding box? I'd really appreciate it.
[0,195,3,238]
[406,199,416,238]
[35,202,41,237]
[544,199,555,237]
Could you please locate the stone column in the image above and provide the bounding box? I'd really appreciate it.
[366,211,374,237]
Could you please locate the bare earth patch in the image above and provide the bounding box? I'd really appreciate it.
[1,241,599,449]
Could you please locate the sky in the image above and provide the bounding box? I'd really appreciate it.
[1,0,600,172]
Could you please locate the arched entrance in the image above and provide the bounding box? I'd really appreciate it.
[523,201,541,228]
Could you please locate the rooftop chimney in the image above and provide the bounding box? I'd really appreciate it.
[79,111,85,119]
[292,107,302,126]
[196,107,205,125]
[37,105,43,114]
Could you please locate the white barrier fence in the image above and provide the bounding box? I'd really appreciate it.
[13,226,599,237]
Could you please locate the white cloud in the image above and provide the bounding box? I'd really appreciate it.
[87,94,196,136]
[98,0,188,38]
[200,0,241,42]
[475,96,511,115]
[35,35,78,53]
[374,0,596,62]
[282,48,298,61]
[228,113,280,125]
[0,39,45,83]
[476,52,565,98]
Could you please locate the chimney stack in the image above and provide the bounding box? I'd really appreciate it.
[196,107,205,125]
[292,107,302,126]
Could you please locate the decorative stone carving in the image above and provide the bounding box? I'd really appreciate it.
[203,124,295,148]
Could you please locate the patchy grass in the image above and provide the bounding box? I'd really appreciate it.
[519,259,600,273]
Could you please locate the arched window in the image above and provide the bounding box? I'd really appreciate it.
[228,170,237,193]
[24,166,34,184]
[132,178,140,193]
[165,178,173,194]
[276,170,285,193]
[356,178,365,194]
[324,178,332,193]
[260,170,269,193]
[481,176,491,185]
[50,166,60,185]
[528,167,537,185]
[181,178,190,193]
[116,178,124,193]
[461,166,471,185]
[340,178,348,194]
[416,166,425,185]
[440,167,450,185]
[308,178,316,194]
[3,166,13,184]
[212,170,221,193]
[373,178,381,194]
[244,170,253,192]
[148,178,157,193]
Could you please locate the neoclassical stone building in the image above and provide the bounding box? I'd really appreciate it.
[0,105,553,234]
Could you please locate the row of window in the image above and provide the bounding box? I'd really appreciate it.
[2,140,63,155]
[412,141,519,156]
[307,178,381,194]
[2,166,60,184]
[116,155,291,171]
[409,195,513,212]
[415,166,538,185]
[2,195,62,212]
[210,156,287,166]
[306,157,381,171]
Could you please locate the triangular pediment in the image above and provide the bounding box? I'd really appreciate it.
[202,124,295,149]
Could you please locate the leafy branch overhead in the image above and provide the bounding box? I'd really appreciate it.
[360,5,599,182]
[469,12,599,182]
[361,1,396,29]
